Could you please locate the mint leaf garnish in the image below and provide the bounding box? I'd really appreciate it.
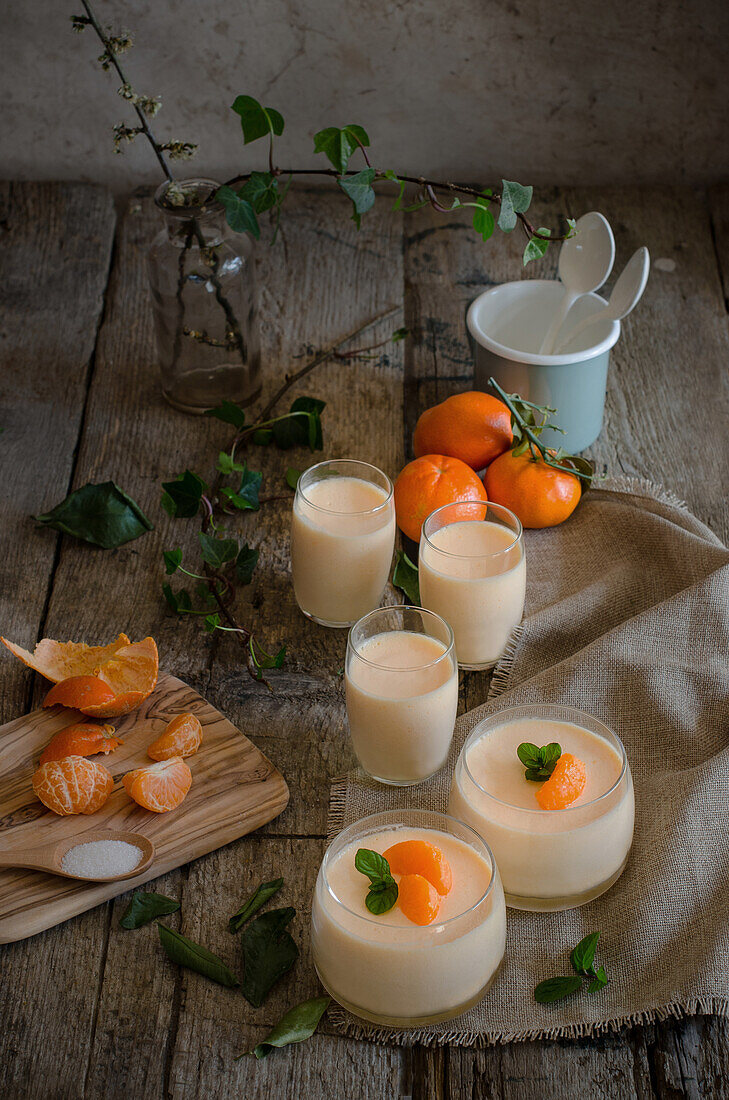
[355,848,398,915]
[517,740,561,781]
[536,933,608,1003]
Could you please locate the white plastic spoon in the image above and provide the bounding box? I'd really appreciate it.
[538,212,615,355]
[553,246,650,353]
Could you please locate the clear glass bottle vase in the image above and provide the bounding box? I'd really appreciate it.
[148,178,261,413]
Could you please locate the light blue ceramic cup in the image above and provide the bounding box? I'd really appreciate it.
[467,280,620,453]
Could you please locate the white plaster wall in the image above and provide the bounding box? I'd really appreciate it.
[2,0,727,195]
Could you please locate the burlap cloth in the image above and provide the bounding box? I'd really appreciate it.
[327,479,729,1044]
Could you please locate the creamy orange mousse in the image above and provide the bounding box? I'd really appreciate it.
[448,708,634,911]
[291,465,395,627]
[311,815,505,1025]
[345,627,458,785]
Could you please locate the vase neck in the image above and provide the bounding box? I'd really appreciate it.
[155,178,226,247]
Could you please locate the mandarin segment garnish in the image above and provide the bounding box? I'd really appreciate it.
[147,712,203,761]
[39,722,122,765]
[3,633,159,718]
[382,840,452,896]
[122,757,192,813]
[397,873,441,925]
[32,756,114,816]
[535,752,587,810]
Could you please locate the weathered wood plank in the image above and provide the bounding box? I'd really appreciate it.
[0,180,116,1100]
[0,181,115,723]
[708,183,729,309]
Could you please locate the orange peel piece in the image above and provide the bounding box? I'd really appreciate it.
[382,839,452,896]
[397,873,441,925]
[39,722,122,765]
[43,676,117,712]
[32,756,114,816]
[123,757,192,813]
[147,712,203,761]
[2,634,130,682]
[535,752,586,810]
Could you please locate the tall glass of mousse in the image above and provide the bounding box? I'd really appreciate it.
[448,704,635,911]
[291,459,395,628]
[311,809,506,1027]
[419,500,525,670]
[345,605,458,785]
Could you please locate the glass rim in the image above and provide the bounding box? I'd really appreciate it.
[321,809,498,931]
[154,177,222,218]
[346,604,456,673]
[297,458,394,517]
[460,703,628,816]
[420,500,523,560]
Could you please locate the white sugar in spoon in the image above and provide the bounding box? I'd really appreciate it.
[0,830,155,882]
[538,211,615,355]
[553,246,650,353]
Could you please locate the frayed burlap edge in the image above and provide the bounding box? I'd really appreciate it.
[326,996,729,1047]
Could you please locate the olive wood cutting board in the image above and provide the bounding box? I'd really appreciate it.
[0,672,289,943]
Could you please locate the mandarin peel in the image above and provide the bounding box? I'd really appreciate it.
[39,722,122,766]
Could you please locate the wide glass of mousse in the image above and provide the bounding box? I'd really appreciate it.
[311,809,505,1027]
[448,704,634,911]
[291,459,395,628]
[345,605,458,785]
[419,501,525,670]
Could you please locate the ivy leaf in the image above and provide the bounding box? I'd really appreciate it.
[272,397,325,451]
[383,168,407,210]
[163,547,182,575]
[244,995,330,1060]
[229,878,284,934]
[472,195,495,242]
[235,543,259,585]
[392,550,420,605]
[161,470,207,518]
[216,451,244,476]
[571,932,600,976]
[337,168,376,228]
[250,639,286,670]
[498,179,533,233]
[34,482,153,549]
[216,185,260,239]
[523,229,551,266]
[162,584,192,614]
[285,467,301,490]
[240,907,299,1007]
[231,95,284,143]
[252,428,273,445]
[237,465,262,509]
[534,975,583,1003]
[391,327,410,342]
[198,532,238,569]
[203,613,221,632]
[313,125,369,172]
[204,400,246,430]
[120,891,180,929]
[158,924,239,988]
[239,171,278,213]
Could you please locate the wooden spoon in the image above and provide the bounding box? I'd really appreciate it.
[0,830,155,882]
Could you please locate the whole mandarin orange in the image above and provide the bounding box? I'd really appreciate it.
[484,449,581,529]
[394,454,488,542]
[413,391,512,470]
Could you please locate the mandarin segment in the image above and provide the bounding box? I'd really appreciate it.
[32,756,114,816]
[535,752,587,810]
[382,840,453,896]
[147,712,203,761]
[43,676,117,711]
[122,758,192,813]
[397,873,441,925]
[39,722,122,765]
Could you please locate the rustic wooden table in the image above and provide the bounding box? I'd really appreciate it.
[1,180,728,1100]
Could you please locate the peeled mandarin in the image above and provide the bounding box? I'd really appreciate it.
[535,752,587,810]
[397,874,441,925]
[382,840,453,896]
[147,712,203,761]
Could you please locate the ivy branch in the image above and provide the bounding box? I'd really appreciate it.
[161,306,406,687]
